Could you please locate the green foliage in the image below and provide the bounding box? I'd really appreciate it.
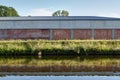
[0,40,120,56]
[0,5,19,17]
[52,10,69,16]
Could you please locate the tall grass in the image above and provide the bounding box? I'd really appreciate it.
[0,40,120,56]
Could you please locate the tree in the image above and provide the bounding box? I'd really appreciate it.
[0,5,19,17]
[52,10,69,16]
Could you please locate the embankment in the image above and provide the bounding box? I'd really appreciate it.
[0,40,120,56]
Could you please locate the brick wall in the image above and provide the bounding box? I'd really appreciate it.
[74,29,92,39]
[115,29,120,39]
[0,29,50,39]
[0,29,118,40]
[94,29,112,39]
[52,29,71,40]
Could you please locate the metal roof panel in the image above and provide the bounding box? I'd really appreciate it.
[0,16,120,21]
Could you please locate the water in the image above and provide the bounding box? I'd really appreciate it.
[0,75,120,80]
[0,56,120,80]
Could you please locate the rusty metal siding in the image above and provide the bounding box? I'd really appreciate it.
[52,29,71,40]
[94,29,112,39]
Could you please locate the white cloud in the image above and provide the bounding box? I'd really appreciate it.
[97,13,120,18]
[26,8,53,16]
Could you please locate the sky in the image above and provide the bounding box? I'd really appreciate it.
[0,0,120,17]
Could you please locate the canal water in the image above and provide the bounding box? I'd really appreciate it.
[0,56,120,79]
[0,75,120,80]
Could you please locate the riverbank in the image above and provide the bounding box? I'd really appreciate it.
[0,65,119,72]
[0,40,120,72]
[0,40,120,56]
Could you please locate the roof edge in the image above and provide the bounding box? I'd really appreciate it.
[0,16,120,21]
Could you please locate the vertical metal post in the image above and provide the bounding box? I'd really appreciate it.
[70,29,74,39]
[112,29,115,39]
[90,21,94,39]
[92,29,94,39]
[50,29,53,40]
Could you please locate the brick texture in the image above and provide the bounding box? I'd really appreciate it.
[0,29,115,40]
[94,29,112,39]
[115,29,120,39]
[52,29,71,40]
[74,29,92,39]
[0,29,50,39]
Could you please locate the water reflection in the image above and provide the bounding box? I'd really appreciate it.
[0,76,120,80]
[0,56,120,72]
[0,55,120,65]
[1,55,120,60]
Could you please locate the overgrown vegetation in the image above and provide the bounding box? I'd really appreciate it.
[0,40,120,56]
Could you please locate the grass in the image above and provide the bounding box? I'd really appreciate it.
[0,40,120,72]
[0,40,120,55]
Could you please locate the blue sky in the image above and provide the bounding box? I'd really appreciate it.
[0,0,120,17]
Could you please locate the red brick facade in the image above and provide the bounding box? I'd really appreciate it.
[52,29,71,40]
[0,29,50,39]
[0,29,118,40]
[74,29,92,39]
[115,29,120,39]
[94,29,112,39]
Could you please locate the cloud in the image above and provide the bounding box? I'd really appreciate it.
[97,13,120,18]
[26,8,53,16]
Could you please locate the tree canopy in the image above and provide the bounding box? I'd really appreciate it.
[0,5,19,17]
[52,10,69,16]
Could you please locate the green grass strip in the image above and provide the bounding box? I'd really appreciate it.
[0,40,120,56]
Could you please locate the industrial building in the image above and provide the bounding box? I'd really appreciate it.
[0,16,120,40]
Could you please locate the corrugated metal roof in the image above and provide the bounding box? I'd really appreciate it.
[0,16,120,21]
